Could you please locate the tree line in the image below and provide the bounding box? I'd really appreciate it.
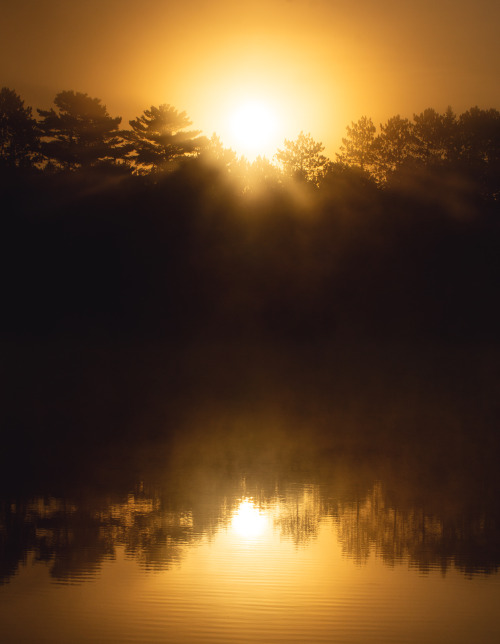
[0,88,206,174]
[1,87,499,199]
[1,86,499,345]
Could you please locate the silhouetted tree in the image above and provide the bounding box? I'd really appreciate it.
[203,133,238,169]
[375,115,417,181]
[37,91,128,169]
[337,116,378,178]
[275,131,327,184]
[319,161,375,196]
[0,87,40,169]
[127,104,206,173]
[458,107,500,163]
[457,107,500,199]
[232,155,284,194]
[412,106,458,164]
[200,134,251,186]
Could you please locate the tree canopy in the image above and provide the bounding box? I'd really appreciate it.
[334,107,500,198]
[336,116,377,174]
[275,132,327,184]
[127,104,207,173]
[37,91,127,169]
[0,86,498,199]
[0,87,40,169]
[374,115,416,179]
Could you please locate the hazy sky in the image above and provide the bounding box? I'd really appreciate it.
[2,0,499,157]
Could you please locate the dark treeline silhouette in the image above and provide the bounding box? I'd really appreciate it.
[1,87,499,193]
[337,107,500,199]
[1,88,499,343]
[1,87,500,460]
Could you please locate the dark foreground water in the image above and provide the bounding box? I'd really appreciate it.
[1,338,499,643]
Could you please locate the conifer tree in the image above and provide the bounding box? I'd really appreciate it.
[127,104,206,173]
[275,131,327,184]
[336,116,377,174]
[0,87,40,169]
[38,91,127,169]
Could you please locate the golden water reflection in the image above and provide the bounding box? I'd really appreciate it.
[1,474,499,585]
[231,499,269,539]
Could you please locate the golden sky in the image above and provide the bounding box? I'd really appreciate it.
[2,0,499,158]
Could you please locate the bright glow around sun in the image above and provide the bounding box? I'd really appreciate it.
[231,499,269,539]
[227,99,279,160]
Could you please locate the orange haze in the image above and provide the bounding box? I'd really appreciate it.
[1,0,499,158]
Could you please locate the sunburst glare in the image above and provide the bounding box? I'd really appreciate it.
[228,100,278,160]
[231,499,269,539]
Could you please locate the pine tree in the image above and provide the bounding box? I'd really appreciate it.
[336,116,377,174]
[275,132,327,184]
[38,91,127,169]
[0,87,40,169]
[127,104,206,173]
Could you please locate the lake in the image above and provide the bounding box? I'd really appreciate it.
[1,338,499,643]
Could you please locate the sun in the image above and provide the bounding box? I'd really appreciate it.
[229,100,278,159]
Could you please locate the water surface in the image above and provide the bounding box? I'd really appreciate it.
[1,339,499,643]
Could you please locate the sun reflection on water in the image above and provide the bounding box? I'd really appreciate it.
[231,498,269,539]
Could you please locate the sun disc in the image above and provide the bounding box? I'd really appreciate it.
[230,100,277,156]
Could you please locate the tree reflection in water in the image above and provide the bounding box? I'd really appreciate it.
[1,466,499,585]
[1,340,499,586]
